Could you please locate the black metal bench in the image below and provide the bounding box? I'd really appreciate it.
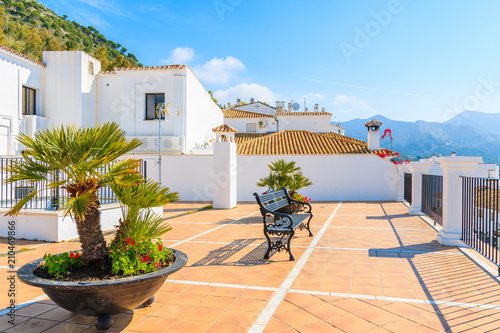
[253,188,313,261]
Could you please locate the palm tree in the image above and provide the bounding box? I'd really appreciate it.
[112,179,179,244]
[5,122,142,264]
[256,159,312,193]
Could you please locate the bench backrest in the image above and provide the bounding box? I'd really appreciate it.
[255,189,289,212]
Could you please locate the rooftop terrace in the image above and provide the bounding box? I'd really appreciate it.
[1,201,500,332]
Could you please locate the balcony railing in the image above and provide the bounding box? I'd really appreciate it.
[128,136,184,154]
[19,115,49,137]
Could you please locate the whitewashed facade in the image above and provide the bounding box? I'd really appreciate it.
[0,47,222,155]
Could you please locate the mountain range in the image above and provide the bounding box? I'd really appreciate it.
[337,111,500,165]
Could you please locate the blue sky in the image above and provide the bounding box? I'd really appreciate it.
[38,0,500,122]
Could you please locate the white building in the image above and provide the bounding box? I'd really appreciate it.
[0,46,222,155]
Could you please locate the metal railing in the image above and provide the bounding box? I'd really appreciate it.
[404,173,412,204]
[462,177,500,272]
[421,174,443,226]
[0,158,147,211]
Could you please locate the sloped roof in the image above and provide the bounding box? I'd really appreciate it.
[320,132,367,145]
[275,111,332,117]
[222,108,275,119]
[365,119,383,127]
[100,65,185,74]
[233,101,276,110]
[212,124,238,133]
[235,133,270,144]
[0,44,46,67]
[236,130,378,155]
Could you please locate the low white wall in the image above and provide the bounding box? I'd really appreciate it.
[236,154,400,201]
[0,205,162,242]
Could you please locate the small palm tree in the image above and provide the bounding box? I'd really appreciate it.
[256,159,312,193]
[5,122,142,264]
[112,179,179,244]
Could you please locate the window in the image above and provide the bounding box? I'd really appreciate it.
[145,93,165,120]
[89,61,94,75]
[246,123,256,133]
[22,86,36,115]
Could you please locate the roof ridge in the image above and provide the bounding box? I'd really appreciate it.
[316,132,368,147]
[0,44,46,67]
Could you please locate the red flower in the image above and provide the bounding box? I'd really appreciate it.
[126,237,131,244]
[141,256,151,263]
[132,240,135,246]
[158,244,163,251]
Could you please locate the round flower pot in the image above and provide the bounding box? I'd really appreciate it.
[17,248,188,331]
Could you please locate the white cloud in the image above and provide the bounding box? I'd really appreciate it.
[214,83,276,106]
[193,56,245,85]
[160,47,195,65]
[332,95,375,120]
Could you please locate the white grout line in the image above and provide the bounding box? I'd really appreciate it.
[313,246,465,256]
[0,294,48,317]
[329,226,439,231]
[0,266,19,270]
[163,278,500,311]
[249,201,343,333]
[169,210,259,248]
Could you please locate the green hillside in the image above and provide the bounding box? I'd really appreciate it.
[0,0,142,70]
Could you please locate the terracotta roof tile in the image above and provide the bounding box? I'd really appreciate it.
[222,108,274,119]
[212,124,238,133]
[275,111,332,117]
[99,65,185,74]
[0,44,46,67]
[365,119,383,127]
[236,130,380,155]
[235,133,270,144]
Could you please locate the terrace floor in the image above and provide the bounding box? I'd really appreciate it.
[1,201,500,332]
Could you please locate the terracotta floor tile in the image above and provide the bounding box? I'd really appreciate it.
[382,287,417,299]
[149,304,192,319]
[37,306,76,321]
[211,287,245,298]
[285,293,324,308]
[4,317,58,333]
[230,298,267,312]
[0,315,31,331]
[304,302,350,320]
[154,291,178,303]
[327,314,377,332]
[332,298,373,313]
[164,319,212,333]
[240,289,274,300]
[15,303,57,317]
[216,310,259,326]
[42,322,89,333]
[184,285,218,296]
[275,300,301,314]
[263,317,292,332]
[296,320,343,332]
[355,306,404,326]
[199,296,236,309]
[206,323,248,333]
[351,285,383,296]
[127,316,177,333]
[183,307,225,322]
[382,319,437,333]
[275,308,322,328]
[168,293,207,306]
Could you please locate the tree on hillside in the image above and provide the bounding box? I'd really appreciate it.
[208,90,218,105]
[22,28,43,58]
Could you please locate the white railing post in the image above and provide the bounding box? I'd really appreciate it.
[436,156,482,246]
[396,164,411,202]
[409,161,433,215]
[212,140,237,209]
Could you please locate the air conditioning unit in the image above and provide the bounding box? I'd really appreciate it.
[258,120,266,127]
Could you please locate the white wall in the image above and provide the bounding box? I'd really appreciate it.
[225,117,277,133]
[237,154,400,201]
[43,51,99,128]
[233,103,276,116]
[0,49,45,155]
[277,115,331,133]
[185,68,223,152]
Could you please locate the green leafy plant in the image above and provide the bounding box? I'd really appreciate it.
[257,159,312,193]
[108,238,174,276]
[292,192,311,203]
[5,122,143,264]
[43,251,82,278]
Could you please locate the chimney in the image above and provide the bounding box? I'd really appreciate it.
[250,98,255,103]
[288,102,292,112]
[305,107,308,112]
[236,98,241,106]
[314,104,319,112]
[275,101,285,113]
[365,119,382,151]
[321,107,326,112]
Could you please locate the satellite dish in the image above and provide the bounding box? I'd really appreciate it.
[292,102,300,111]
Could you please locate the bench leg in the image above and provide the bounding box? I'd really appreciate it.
[307,214,313,237]
[264,230,272,260]
[288,230,295,261]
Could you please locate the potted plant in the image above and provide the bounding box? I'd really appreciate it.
[7,122,187,331]
[256,159,313,212]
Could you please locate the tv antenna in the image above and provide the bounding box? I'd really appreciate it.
[292,102,300,111]
[155,102,169,184]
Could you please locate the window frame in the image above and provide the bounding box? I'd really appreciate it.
[22,86,36,116]
[145,93,166,121]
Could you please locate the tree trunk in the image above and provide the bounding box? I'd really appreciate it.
[75,200,107,265]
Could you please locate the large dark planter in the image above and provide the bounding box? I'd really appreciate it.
[17,248,188,331]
